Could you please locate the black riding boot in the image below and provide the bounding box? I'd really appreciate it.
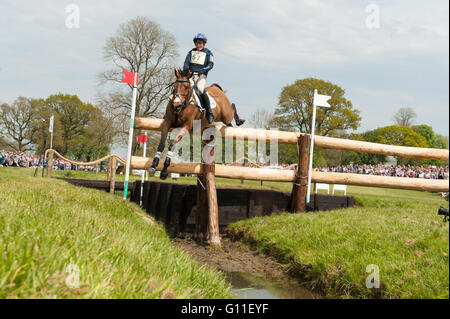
[201,92,214,124]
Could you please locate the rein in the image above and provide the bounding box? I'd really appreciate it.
[171,79,194,114]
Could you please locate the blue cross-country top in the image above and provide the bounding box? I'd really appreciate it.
[183,48,214,76]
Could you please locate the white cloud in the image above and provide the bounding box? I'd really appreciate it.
[211,0,449,68]
[0,0,448,136]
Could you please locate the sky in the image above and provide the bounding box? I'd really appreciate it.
[1,0,448,148]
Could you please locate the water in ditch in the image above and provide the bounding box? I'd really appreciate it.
[223,271,320,299]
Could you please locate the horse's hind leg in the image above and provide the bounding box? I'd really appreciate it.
[160,127,189,180]
[232,103,245,126]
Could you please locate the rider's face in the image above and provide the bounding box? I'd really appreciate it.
[195,40,205,50]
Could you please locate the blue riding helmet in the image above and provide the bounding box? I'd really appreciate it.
[193,33,207,43]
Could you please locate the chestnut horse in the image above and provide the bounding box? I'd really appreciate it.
[149,68,245,179]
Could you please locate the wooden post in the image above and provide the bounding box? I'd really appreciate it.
[107,156,112,181]
[46,150,54,178]
[289,135,311,212]
[110,156,116,194]
[195,174,208,242]
[199,123,220,247]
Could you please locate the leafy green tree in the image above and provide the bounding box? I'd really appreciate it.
[271,78,361,136]
[27,94,114,160]
[359,129,387,164]
[412,124,436,148]
[43,94,96,155]
[278,144,298,165]
[372,125,427,165]
[70,108,114,162]
[375,125,427,148]
[434,134,449,150]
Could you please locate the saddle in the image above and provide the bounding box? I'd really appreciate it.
[191,88,217,112]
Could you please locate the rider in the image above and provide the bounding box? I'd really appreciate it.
[183,33,215,124]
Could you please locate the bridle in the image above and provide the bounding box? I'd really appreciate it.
[171,79,193,114]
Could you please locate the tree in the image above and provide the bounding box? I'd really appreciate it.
[375,125,427,148]
[0,136,8,149]
[359,128,388,164]
[272,78,361,136]
[0,97,40,151]
[98,16,178,151]
[373,125,427,165]
[40,94,95,156]
[71,108,115,162]
[434,134,449,150]
[412,124,436,148]
[249,107,274,129]
[393,107,416,127]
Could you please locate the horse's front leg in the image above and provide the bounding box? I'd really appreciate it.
[160,126,190,180]
[149,120,170,174]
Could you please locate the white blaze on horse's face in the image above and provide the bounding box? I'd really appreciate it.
[174,96,181,103]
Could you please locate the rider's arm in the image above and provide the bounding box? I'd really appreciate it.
[183,51,191,71]
[202,52,214,73]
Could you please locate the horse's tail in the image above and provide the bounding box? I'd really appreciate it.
[211,83,224,92]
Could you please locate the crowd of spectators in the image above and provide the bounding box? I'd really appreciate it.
[0,149,99,171]
[315,163,449,180]
[0,150,40,168]
[2,149,449,180]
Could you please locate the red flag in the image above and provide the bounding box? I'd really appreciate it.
[137,134,147,143]
[121,70,139,86]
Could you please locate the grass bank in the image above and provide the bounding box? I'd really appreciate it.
[40,168,450,298]
[0,167,233,298]
[228,187,449,298]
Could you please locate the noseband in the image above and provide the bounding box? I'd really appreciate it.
[171,79,193,114]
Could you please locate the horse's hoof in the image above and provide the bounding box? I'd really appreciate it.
[151,157,160,168]
[160,170,168,180]
[236,119,245,126]
[148,167,156,175]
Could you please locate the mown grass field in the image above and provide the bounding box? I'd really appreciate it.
[0,167,233,298]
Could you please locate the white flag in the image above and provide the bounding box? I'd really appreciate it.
[49,115,54,133]
[314,92,331,108]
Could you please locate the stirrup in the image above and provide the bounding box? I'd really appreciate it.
[206,112,214,124]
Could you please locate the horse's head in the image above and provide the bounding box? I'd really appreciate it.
[170,69,193,114]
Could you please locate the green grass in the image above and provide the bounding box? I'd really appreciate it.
[0,167,233,298]
[43,169,450,298]
[227,187,449,298]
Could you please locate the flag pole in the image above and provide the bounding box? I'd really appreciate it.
[123,73,138,200]
[49,115,54,149]
[139,132,147,206]
[306,89,318,204]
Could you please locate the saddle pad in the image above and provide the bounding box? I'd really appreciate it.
[193,90,217,109]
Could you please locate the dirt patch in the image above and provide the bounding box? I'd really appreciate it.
[171,236,322,299]
[172,236,286,276]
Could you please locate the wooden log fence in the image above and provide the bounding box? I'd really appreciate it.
[134,117,449,160]
[130,156,449,192]
[44,149,126,194]
[132,117,449,248]
[43,117,449,248]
